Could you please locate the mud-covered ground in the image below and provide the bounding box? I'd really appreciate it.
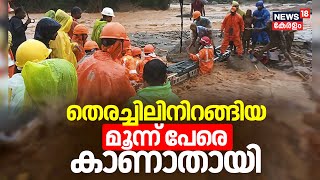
[1,2,317,180]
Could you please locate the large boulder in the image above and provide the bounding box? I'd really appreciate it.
[226,55,268,72]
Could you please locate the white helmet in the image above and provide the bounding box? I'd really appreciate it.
[101,7,115,17]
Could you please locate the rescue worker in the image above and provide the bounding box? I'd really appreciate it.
[124,46,141,84]
[22,59,77,109]
[232,1,245,18]
[189,36,214,75]
[188,23,214,54]
[44,10,56,19]
[127,59,180,108]
[252,1,270,49]
[255,21,295,67]
[220,7,244,58]
[120,38,132,65]
[72,24,89,62]
[34,18,61,48]
[78,41,100,64]
[8,7,32,57]
[91,7,115,48]
[8,39,52,117]
[68,6,82,38]
[190,0,205,20]
[77,22,136,106]
[243,9,254,53]
[49,9,77,67]
[192,11,211,28]
[137,44,159,82]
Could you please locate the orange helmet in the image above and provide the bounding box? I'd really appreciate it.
[144,44,155,54]
[100,22,128,40]
[84,41,99,51]
[132,47,142,57]
[192,11,201,19]
[73,24,89,35]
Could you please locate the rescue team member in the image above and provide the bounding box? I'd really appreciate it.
[192,11,211,28]
[252,1,270,49]
[78,41,100,64]
[45,10,56,19]
[220,7,244,58]
[120,38,132,65]
[189,36,214,75]
[232,1,245,18]
[34,18,61,48]
[22,59,77,111]
[123,46,141,83]
[8,7,32,58]
[77,22,136,107]
[68,6,82,38]
[127,59,180,108]
[72,24,89,62]
[92,7,115,48]
[190,0,205,20]
[243,9,254,53]
[49,9,77,67]
[137,44,159,82]
[255,21,295,67]
[188,23,214,54]
[8,40,52,116]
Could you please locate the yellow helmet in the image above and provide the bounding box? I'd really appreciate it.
[16,39,52,68]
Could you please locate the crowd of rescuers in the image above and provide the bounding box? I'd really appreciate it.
[188,0,295,70]
[7,1,296,118]
[7,4,180,120]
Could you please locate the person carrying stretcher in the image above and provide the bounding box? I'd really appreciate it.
[189,36,214,75]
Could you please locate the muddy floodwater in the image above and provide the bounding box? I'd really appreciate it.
[1,3,317,180]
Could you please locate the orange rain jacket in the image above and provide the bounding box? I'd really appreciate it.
[189,46,214,74]
[123,55,140,83]
[137,54,159,82]
[72,35,86,62]
[77,50,136,106]
[220,13,244,54]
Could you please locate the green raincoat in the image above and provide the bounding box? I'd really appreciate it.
[22,59,78,108]
[91,19,107,48]
[44,10,56,19]
[127,82,180,108]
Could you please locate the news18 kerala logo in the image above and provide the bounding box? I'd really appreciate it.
[272,8,310,31]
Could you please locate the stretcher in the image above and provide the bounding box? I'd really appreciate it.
[167,46,231,85]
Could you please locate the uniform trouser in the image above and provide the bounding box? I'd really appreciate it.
[220,37,243,55]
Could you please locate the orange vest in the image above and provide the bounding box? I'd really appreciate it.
[123,56,140,82]
[189,46,214,74]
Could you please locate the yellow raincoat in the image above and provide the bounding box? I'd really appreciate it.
[49,9,77,67]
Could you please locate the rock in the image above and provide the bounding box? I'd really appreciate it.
[226,55,267,72]
[306,52,312,58]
